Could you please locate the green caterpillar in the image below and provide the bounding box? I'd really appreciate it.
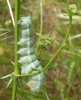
[17,14,44,92]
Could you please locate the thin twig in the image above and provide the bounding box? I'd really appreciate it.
[0,30,13,37]
[6,0,15,26]
[68,34,81,40]
[0,36,14,41]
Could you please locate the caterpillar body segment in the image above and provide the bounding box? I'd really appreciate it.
[21,60,40,74]
[18,54,37,64]
[17,37,34,47]
[27,72,44,92]
[17,46,35,56]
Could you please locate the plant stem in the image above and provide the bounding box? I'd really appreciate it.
[12,75,17,100]
[12,0,20,100]
[14,0,20,74]
[43,14,72,71]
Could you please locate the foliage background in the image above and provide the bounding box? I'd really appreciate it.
[0,0,81,100]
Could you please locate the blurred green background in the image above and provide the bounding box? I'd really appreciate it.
[0,0,81,100]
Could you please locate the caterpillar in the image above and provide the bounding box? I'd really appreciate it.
[17,14,44,92]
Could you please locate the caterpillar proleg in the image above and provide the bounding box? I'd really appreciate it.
[17,14,44,92]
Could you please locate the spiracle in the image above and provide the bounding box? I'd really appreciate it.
[17,14,44,92]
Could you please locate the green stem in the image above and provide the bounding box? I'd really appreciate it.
[43,15,72,71]
[12,75,17,100]
[14,0,20,74]
[12,0,20,100]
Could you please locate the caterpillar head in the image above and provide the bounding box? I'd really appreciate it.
[18,13,32,30]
